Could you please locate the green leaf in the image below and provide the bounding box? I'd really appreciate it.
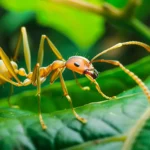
[106,0,150,20]
[135,0,150,20]
[105,0,128,8]
[0,0,105,49]
[0,77,150,150]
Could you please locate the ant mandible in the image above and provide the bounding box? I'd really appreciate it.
[0,27,150,130]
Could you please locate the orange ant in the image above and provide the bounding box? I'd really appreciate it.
[0,27,150,130]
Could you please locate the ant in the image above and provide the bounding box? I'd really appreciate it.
[0,27,150,130]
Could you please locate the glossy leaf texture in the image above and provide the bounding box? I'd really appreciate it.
[0,78,150,150]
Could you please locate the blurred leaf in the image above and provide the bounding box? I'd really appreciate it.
[0,77,149,149]
[0,0,105,49]
[105,0,128,8]
[135,0,150,20]
[0,11,35,34]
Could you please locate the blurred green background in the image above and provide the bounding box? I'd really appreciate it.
[0,0,149,112]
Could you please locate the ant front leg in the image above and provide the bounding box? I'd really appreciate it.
[94,59,150,101]
[73,72,90,91]
[85,74,116,100]
[59,70,87,123]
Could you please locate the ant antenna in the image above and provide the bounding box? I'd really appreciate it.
[90,41,150,62]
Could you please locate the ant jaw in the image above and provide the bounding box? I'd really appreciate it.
[84,69,99,79]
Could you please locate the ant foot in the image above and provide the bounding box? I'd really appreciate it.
[42,124,47,130]
[76,115,87,123]
[82,86,90,91]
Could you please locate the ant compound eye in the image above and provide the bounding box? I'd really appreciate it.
[74,62,80,67]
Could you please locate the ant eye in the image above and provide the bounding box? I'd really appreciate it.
[74,62,80,67]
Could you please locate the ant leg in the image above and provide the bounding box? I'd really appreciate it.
[37,35,65,67]
[0,70,30,108]
[13,27,31,73]
[13,32,21,61]
[7,84,19,108]
[8,84,13,107]
[0,74,22,86]
[0,47,21,83]
[59,70,87,123]
[0,27,31,105]
[32,63,47,130]
[91,41,150,62]
[45,36,65,61]
[0,73,22,107]
[85,74,116,100]
[6,69,31,108]
[96,59,150,101]
[73,71,90,91]
[50,69,60,84]
[0,46,26,106]
[37,35,45,66]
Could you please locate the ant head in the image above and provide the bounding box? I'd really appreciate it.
[66,56,98,79]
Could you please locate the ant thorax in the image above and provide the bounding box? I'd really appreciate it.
[65,56,98,79]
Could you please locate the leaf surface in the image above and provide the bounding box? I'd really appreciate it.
[0,78,150,149]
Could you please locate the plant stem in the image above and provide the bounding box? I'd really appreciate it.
[54,0,104,15]
[55,0,150,41]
